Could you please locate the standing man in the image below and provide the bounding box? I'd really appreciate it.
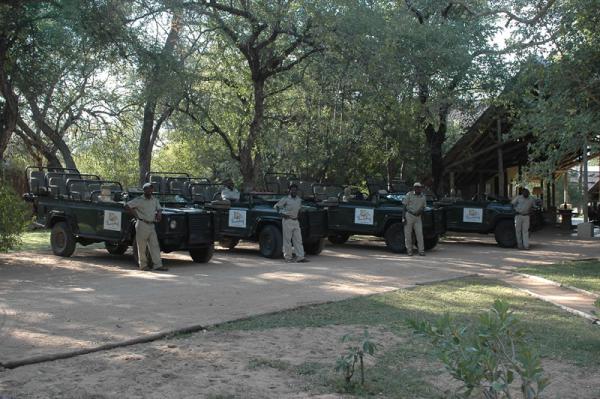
[221,178,240,201]
[402,182,427,256]
[512,188,536,250]
[274,183,309,263]
[125,182,167,271]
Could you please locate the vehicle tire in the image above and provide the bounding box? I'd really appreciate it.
[218,237,239,250]
[328,233,350,245]
[424,235,439,250]
[190,244,214,263]
[259,225,283,258]
[384,222,407,253]
[105,241,128,255]
[494,220,517,248]
[50,221,76,257]
[132,240,154,269]
[304,238,325,255]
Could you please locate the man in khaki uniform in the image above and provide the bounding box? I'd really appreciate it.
[402,182,427,256]
[221,178,240,201]
[274,183,309,263]
[125,183,167,271]
[511,188,536,250]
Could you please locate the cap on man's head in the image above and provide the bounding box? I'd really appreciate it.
[413,182,422,188]
[288,183,298,190]
[142,182,153,190]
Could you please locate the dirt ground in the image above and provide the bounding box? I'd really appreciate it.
[2,324,599,399]
[1,228,599,398]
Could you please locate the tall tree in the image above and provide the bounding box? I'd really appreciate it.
[184,0,324,189]
[397,0,558,194]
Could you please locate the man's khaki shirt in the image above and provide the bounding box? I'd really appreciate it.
[402,191,426,216]
[127,196,161,222]
[511,195,535,215]
[274,195,302,219]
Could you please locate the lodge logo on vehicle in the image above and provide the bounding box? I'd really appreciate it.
[228,208,247,228]
[103,210,122,231]
[354,208,374,225]
[463,208,483,223]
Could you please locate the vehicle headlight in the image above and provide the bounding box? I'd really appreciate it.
[169,219,177,230]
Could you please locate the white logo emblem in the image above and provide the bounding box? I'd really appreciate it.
[354,208,374,225]
[103,210,122,231]
[463,208,483,223]
[228,208,247,228]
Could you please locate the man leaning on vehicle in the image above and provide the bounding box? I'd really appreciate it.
[125,182,167,271]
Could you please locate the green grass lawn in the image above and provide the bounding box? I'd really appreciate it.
[11,230,52,252]
[517,260,600,296]
[210,277,600,398]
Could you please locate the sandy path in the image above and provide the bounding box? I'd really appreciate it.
[0,228,598,366]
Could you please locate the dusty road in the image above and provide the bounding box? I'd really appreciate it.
[0,228,598,365]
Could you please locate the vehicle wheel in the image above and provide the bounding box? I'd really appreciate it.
[384,222,407,253]
[328,233,350,245]
[132,240,154,269]
[424,235,439,250]
[218,237,239,250]
[304,238,325,255]
[51,221,76,257]
[190,244,214,263]
[494,220,517,248]
[105,241,128,255]
[259,225,283,258]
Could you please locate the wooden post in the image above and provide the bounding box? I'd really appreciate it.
[563,171,569,206]
[497,119,505,197]
[582,139,589,223]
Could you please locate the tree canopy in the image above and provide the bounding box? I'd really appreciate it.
[1,0,594,193]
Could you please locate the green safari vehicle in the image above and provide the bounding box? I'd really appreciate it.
[436,194,543,247]
[23,166,215,264]
[187,182,328,258]
[306,183,446,253]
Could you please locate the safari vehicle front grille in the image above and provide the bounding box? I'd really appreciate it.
[188,213,213,244]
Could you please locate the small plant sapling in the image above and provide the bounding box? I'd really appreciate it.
[335,328,377,386]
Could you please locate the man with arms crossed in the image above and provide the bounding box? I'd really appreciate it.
[402,182,427,256]
[275,183,309,263]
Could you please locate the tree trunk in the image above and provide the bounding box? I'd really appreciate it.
[137,11,181,186]
[0,102,16,164]
[240,79,266,190]
[138,98,157,185]
[426,127,445,196]
[0,46,18,164]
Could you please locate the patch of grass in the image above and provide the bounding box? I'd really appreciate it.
[248,357,291,371]
[215,277,600,368]
[11,229,105,252]
[517,260,600,295]
[11,230,51,252]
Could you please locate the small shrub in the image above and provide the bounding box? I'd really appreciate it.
[409,300,548,399]
[335,328,377,387]
[0,184,30,252]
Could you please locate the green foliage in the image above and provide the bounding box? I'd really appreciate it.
[0,184,31,252]
[409,300,548,399]
[334,329,377,387]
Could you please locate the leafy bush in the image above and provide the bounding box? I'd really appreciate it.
[0,183,31,251]
[409,300,548,399]
[335,328,377,387]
